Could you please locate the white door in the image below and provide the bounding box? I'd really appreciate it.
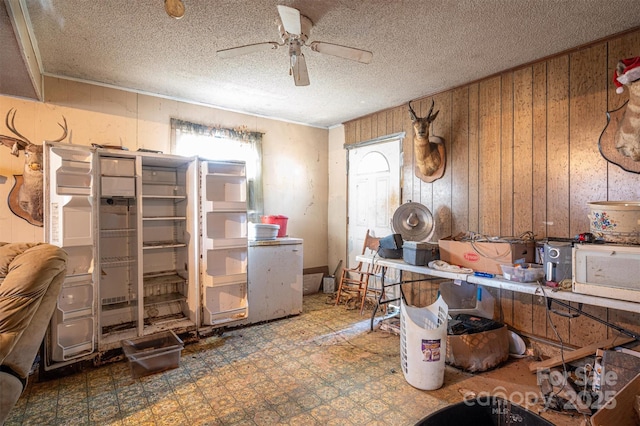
[347,138,401,268]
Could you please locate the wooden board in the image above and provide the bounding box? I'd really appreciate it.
[532,62,547,239]
[512,292,533,334]
[546,55,570,238]
[478,77,501,236]
[451,86,470,235]
[528,336,635,373]
[432,92,452,240]
[569,302,607,347]
[568,44,607,237]
[468,83,480,233]
[500,71,514,236]
[512,67,534,235]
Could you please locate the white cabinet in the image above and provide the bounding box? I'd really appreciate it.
[246,239,303,324]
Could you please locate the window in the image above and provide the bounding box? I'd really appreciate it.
[171,118,264,222]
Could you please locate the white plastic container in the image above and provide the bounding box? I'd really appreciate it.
[438,280,495,319]
[248,222,279,241]
[500,263,544,282]
[400,296,448,390]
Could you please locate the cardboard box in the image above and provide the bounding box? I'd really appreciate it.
[446,324,510,372]
[438,236,535,275]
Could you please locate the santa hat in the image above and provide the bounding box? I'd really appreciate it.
[614,56,640,94]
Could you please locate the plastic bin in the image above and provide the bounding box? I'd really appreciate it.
[400,296,448,390]
[415,396,554,425]
[500,263,544,282]
[438,280,495,319]
[261,215,288,237]
[121,330,184,378]
[403,241,439,266]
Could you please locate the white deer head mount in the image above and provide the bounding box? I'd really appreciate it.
[1,108,68,226]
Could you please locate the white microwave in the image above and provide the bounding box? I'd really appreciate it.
[572,244,640,303]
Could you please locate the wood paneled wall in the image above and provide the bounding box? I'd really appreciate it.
[344,29,640,346]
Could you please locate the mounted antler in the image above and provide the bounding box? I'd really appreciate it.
[1,108,69,226]
[2,108,31,156]
[1,108,68,155]
[408,99,444,182]
[408,99,436,130]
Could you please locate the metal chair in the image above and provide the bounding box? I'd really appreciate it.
[335,229,382,314]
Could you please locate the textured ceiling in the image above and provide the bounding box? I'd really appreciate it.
[4,0,640,128]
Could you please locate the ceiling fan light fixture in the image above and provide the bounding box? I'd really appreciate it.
[216,5,371,87]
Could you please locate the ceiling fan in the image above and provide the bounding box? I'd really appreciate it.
[216,5,373,86]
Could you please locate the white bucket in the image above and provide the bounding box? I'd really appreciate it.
[588,201,640,244]
[400,296,448,390]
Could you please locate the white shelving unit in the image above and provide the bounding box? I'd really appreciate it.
[138,155,198,336]
[96,155,140,348]
[200,160,249,326]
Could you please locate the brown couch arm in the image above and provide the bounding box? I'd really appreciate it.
[0,243,68,364]
[0,243,67,424]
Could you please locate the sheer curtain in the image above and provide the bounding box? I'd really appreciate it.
[170,118,264,222]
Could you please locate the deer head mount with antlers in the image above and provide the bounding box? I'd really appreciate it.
[598,58,640,174]
[1,108,68,226]
[614,59,640,162]
[408,99,445,183]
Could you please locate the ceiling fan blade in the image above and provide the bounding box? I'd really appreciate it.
[309,41,373,64]
[277,5,301,35]
[292,53,310,86]
[217,42,279,59]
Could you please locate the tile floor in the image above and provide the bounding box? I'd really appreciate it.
[6,293,578,425]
